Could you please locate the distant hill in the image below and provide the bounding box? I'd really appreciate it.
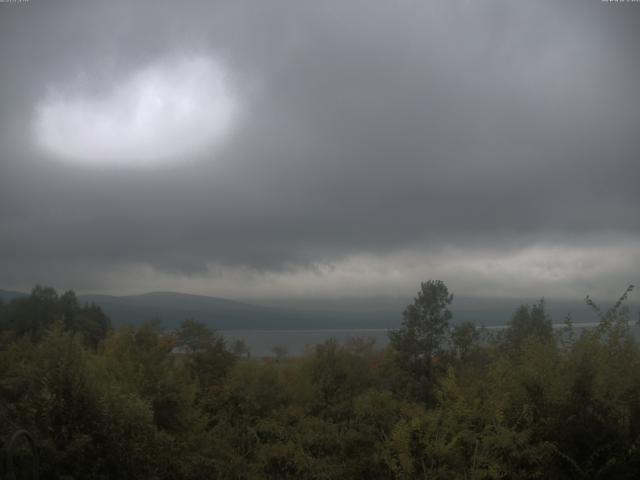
[75,291,408,329]
[79,292,302,329]
[2,288,636,330]
[82,293,637,330]
[0,289,27,303]
[5,289,402,329]
[260,295,626,328]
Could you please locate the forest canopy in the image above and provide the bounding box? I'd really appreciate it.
[1,282,639,479]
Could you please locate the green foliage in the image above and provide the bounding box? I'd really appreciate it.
[389,280,453,402]
[0,325,163,479]
[505,299,553,350]
[305,338,371,418]
[175,319,237,394]
[2,283,640,479]
[0,286,110,348]
[451,321,480,360]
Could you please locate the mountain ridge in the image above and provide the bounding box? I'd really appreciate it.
[3,288,634,330]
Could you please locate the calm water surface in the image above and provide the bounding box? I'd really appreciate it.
[220,322,627,357]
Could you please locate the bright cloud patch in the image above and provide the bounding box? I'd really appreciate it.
[34,56,238,167]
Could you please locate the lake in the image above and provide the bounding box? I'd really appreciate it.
[220,321,630,357]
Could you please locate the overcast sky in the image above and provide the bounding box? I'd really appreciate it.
[0,0,639,301]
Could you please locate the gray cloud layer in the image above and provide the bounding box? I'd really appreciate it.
[1,0,639,298]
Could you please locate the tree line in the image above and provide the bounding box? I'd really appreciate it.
[0,281,638,479]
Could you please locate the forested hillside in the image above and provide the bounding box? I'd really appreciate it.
[1,282,639,479]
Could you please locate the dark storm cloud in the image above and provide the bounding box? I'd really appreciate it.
[1,0,639,295]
